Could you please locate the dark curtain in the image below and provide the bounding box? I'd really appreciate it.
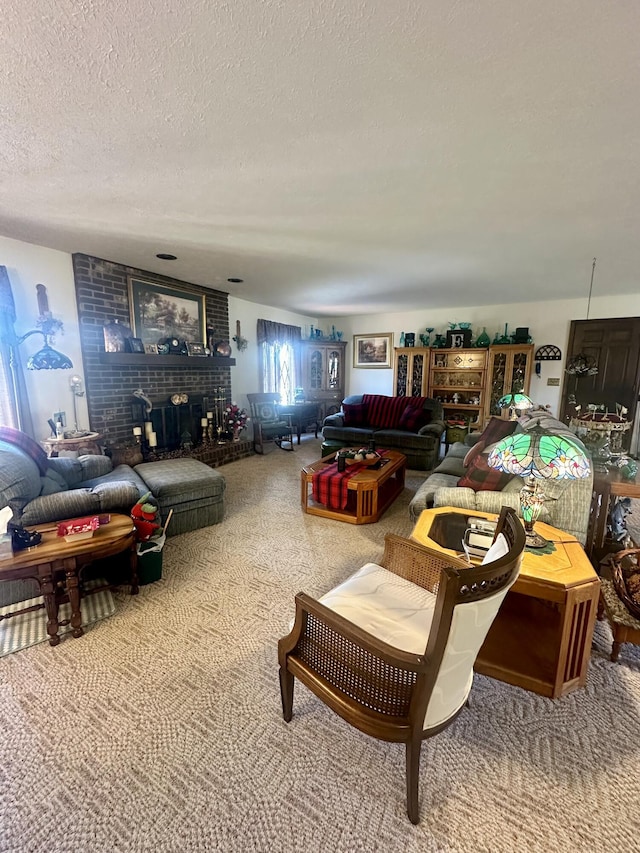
[256,319,302,345]
[0,265,34,435]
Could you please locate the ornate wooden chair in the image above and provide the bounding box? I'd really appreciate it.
[278,506,526,824]
[247,393,294,454]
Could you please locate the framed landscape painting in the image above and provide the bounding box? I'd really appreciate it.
[128,278,206,346]
[353,333,393,368]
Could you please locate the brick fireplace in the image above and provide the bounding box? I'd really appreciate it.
[72,254,240,458]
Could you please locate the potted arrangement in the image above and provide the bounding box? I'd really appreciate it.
[225,403,249,441]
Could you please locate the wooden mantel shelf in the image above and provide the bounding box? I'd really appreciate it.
[99,352,236,367]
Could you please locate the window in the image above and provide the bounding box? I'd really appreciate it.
[256,319,302,404]
[260,341,296,404]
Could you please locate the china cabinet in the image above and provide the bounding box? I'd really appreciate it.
[428,349,487,428]
[298,340,347,420]
[483,345,534,422]
[392,347,431,397]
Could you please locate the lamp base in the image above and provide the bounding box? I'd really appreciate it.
[525,530,548,549]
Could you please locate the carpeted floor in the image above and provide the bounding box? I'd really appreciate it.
[1,436,640,852]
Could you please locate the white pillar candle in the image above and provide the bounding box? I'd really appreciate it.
[148,432,157,447]
[133,426,142,436]
[144,421,153,437]
[201,418,208,427]
[206,411,213,419]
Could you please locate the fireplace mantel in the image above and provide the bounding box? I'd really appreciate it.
[99,353,236,367]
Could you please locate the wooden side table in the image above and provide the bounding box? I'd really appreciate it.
[585,468,640,565]
[42,432,104,457]
[0,514,137,646]
[411,507,600,698]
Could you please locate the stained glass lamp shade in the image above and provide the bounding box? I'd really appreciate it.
[497,392,534,420]
[17,330,72,370]
[487,426,591,548]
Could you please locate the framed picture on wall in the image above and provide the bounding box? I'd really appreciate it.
[128,277,207,347]
[353,333,393,368]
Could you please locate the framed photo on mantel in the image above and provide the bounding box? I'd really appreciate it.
[128,277,206,347]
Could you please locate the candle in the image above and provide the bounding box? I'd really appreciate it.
[201,418,208,427]
[133,426,142,436]
[148,432,157,447]
[206,411,213,419]
[144,421,153,437]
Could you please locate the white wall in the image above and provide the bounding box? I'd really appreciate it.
[0,235,88,437]
[327,295,640,416]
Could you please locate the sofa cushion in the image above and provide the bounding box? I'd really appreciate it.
[0,427,49,475]
[0,444,43,517]
[80,464,148,498]
[362,394,415,429]
[343,402,368,427]
[39,468,69,496]
[457,449,514,492]
[322,425,374,444]
[373,429,436,451]
[398,404,431,431]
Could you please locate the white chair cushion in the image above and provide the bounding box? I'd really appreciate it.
[481,532,508,565]
[319,563,436,654]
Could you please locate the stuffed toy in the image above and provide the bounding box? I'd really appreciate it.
[131,491,162,541]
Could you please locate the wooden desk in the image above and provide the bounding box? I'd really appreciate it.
[586,468,640,564]
[0,514,137,645]
[412,507,600,698]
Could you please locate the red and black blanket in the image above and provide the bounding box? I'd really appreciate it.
[312,452,389,511]
[312,461,363,510]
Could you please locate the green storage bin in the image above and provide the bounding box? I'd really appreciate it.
[137,535,165,585]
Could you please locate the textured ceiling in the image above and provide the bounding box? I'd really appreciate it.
[1,1,639,316]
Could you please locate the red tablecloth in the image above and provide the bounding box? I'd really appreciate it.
[311,461,366,510]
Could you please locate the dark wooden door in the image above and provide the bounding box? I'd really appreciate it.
[559,318,640,429]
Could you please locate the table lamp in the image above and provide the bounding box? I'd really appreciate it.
[487,423,591,547]
[497,392,534,420]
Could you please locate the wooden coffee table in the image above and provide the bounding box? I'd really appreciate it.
[0,514,137,646]
[411,507,600,698]
[301,449,406,524]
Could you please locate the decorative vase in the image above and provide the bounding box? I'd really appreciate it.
[232,427,242,442]
[476,327,491,347]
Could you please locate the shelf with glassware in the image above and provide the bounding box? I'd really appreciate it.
[428,348,487,429]
[483,344,534,422]
[298,340,347,421]
[393,347,431,397]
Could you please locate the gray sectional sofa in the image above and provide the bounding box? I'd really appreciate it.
[321,394,446,470]
[0,433,225,538]
[408,411,594,545]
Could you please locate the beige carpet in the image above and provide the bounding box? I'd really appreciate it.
[1,437,640,852]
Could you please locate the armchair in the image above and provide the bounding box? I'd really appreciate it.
[278,507,525,823]
[247,393,294,454]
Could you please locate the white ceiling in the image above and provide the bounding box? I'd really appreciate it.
[2,1,639,317]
